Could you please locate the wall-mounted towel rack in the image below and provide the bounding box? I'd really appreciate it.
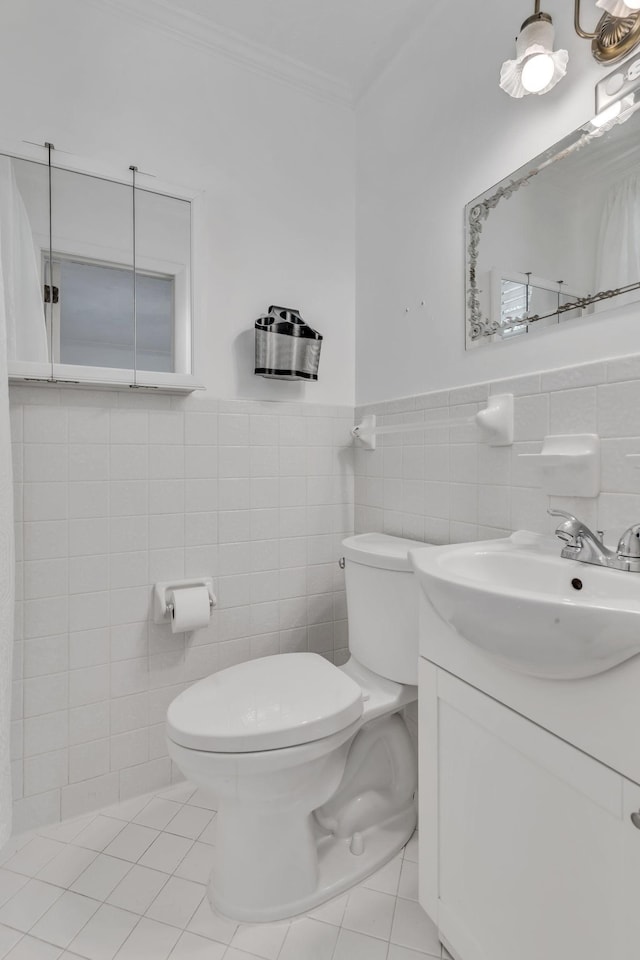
[352,394,513,450]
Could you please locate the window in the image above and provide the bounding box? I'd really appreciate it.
[45,254,175,372]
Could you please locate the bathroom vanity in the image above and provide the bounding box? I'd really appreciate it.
[413,535,640,960]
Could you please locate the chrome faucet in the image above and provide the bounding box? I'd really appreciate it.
[549,509,640,572]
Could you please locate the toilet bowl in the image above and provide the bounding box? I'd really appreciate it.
[166,533,424,922]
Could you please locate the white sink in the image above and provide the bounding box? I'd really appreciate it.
[409,530,640,679]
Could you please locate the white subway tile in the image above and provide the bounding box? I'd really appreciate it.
[598,380,640,437]
[23,520,69,560]
[69,519,109,557]
[69,444,109,482]
[24,444,68,482]
[110,409,148,444]
[68,481,109,519]
[69,555,109,595]
[24,407,67,444]
[69,665,109,707]
[24,483,68,522]
[68,407,110,444]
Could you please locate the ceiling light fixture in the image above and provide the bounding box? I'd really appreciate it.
[501,0,640,99]
[500,3,568,98]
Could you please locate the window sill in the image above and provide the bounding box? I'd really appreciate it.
[7,361,205,394]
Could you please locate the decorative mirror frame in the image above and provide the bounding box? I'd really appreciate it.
[465,102,640,348]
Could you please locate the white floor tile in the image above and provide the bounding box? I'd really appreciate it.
[164,808,212,842]
[172,844,210,885]
[145,878,204,929]
[155,785,196,805]
[133,801,183,831]
[167,931,225,959]
[332,928,388,960]
[341,887,396,941]
[403,831,419,863]
[387,946,433,960]
[228,920,290,960]
[3,784,428,960]
[112,917,180,960]
[4,840,67,879]
[67,903,139,960]
[0,838,31,869]
[0,871,29,908]
[103,825,158,864]
[196,818,216,847]
[106,866,169,916]
[0,922,22,957]
[398,860,419,901]
[224,950,263,960]
[0,880,64,933]
[30,891,100,948]
[138,835,192,874]
[103,795,153,823]
[36,847,97,889]
[362,854,403,896]
[278,917,339,960]
[38,817,95,845]
[72,820,126,855]
[70,856,131,901]
[307,892,348,927]
[186,902,237,945]
[390,899,441,956]
[3,936,62,959]
[185,791,215,812]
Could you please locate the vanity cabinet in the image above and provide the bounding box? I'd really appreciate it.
[419,659,640,960]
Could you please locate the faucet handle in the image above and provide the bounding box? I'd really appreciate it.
[617,524,640,559]
[547,508,579,523]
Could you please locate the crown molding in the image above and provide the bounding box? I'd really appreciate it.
[88,0,353,107]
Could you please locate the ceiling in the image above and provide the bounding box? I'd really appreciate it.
[100,0,431,102]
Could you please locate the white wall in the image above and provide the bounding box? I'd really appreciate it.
[0,0,355,405]
[355,0,640,404]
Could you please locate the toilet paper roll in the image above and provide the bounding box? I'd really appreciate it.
[169,586,211,633]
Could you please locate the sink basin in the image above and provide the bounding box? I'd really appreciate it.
[409,530,640,679]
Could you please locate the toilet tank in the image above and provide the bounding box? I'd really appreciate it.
[342,533,426,686]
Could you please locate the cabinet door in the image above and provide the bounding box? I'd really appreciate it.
[419,661,634,960]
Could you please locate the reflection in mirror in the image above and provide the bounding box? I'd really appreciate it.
[135,188,191,374]
[50,165,134,369]
[1,156,49,362]
[466,101,640,347]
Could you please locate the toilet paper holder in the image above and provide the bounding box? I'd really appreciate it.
[153,578,216,624]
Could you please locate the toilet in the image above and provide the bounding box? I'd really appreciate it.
[166,533,423,922]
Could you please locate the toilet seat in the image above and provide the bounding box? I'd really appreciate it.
[167,652,363,753]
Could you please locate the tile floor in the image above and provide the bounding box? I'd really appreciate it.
[0,783,449,960]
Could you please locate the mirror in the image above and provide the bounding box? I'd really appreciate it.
[3,148,193,384]
[466,102,640,347]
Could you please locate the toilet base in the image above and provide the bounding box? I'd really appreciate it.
[209,800,417,923]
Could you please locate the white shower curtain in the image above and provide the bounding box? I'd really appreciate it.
[0,237,14,847]
[596,172,640,308]
[0,156,48,363]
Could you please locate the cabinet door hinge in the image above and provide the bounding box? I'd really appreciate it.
[43,284,59,304]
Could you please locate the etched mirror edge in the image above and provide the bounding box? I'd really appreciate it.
[464,111,640,350]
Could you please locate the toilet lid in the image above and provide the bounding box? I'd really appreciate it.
[166,653,364,753]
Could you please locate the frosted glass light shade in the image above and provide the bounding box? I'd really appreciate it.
[596,0,640,16]
[500,19,569,98]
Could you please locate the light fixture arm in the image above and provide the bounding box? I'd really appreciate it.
[574,0,598,40]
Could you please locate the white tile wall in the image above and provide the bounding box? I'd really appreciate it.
[354,356,640,548]
[9,385,354,834]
